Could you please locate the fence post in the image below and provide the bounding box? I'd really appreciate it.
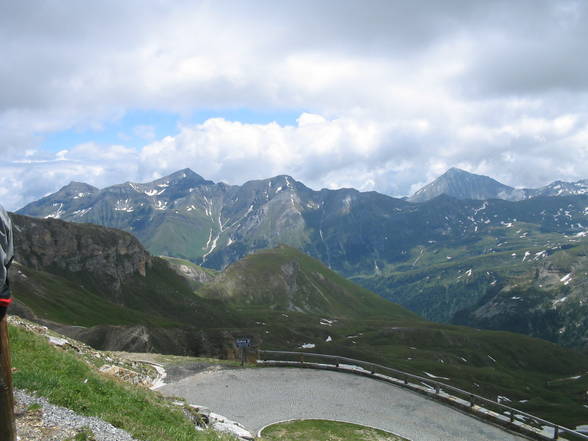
[553,426,559,440]
[0,315,16,441]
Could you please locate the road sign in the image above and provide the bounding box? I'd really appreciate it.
[236,338,252,367]
[236,338,251,348]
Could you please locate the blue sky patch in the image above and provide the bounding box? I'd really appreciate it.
[39,108,303,152]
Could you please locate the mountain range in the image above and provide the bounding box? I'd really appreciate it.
[17,167,588,349]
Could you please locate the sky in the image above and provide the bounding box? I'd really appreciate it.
[2,0,588,210]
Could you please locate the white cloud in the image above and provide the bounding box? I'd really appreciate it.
[5,108,588,211]
[2,1,588,209]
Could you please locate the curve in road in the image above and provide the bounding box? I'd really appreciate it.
[159,367,530,441]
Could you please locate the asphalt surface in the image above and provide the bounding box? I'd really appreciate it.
[160,367,530,441]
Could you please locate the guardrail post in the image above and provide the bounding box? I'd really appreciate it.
[469,394,475,407]
[435,384,440,395]
[553,426,559,440]
[335,358,340,368]
[299,354,304,364]
[404,376,408,385]
[509,410,514,423]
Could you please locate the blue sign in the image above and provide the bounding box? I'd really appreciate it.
[236,338,251,348]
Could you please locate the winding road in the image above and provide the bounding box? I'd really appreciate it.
[159,367,530,441]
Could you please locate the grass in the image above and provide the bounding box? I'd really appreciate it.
[12,263,178,327]
[260,419,409,441]
[12,257,242,330]
[9,325,224,441]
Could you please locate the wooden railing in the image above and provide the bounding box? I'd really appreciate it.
[257,350,588,441]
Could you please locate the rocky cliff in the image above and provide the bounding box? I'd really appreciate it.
[11,214,151,299]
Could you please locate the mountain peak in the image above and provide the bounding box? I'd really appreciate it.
[137,169,215,189]
[408,168,514,203]
[445,167,470,176]
[157,168,208,183]
[58,181,100,196]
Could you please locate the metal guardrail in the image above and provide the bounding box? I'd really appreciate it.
[257,350,588,441]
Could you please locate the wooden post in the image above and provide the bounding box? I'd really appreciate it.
[0,314,16,441]
[240,346,246,367]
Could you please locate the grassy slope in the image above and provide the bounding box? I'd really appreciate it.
[11,263,179,327]
[144,214,213,261]
[199,245,418,321]
[9,325,223,441]
[12,258,241,330]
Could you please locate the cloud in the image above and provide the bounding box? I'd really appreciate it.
[5,107,588,211]
[2,1,588,209]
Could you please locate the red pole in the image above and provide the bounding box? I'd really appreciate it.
[0,314,16,441]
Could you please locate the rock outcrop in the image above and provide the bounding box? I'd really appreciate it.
[11,213,151,294]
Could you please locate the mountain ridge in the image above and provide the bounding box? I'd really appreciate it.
[408,167,588,202]
[16,168,588,350]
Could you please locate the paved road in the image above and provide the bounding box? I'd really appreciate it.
[160,367,530,441]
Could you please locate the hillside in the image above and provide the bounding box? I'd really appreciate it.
[198,245,416,320]
[10,213,244,356]
[354,218,588,348]
[7,317,228,441]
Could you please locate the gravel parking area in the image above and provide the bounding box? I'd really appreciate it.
[160,367,529,441]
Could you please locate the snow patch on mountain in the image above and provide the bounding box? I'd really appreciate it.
[44,203,64,219]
